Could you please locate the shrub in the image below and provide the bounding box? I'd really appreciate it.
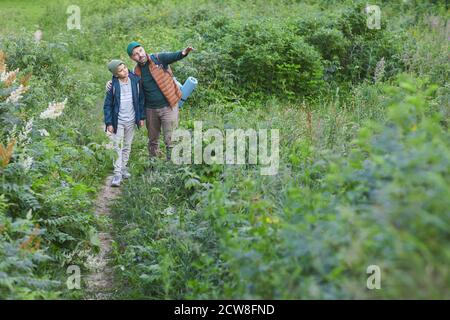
[177,75,450,299]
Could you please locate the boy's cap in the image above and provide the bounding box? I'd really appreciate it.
[107,59,124,74]
[127,41,141,56]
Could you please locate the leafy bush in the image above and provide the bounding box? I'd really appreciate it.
[198,75,450,299]
[0,35,110,298]
[1,0,448,300]
[184,18,326,99]
[0,192,60,299]
[175,2,408,101]
[112,74,449,299]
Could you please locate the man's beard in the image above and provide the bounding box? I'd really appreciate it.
[138,56,147,65]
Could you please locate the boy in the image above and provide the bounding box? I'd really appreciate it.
[103,59,145,187]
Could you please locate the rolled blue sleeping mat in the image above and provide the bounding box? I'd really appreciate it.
[174,77,182,89]
[177,76,198,108]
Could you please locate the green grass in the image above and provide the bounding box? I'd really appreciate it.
[0,0,49,33]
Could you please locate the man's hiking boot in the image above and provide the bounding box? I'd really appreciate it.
[111,175,122,187]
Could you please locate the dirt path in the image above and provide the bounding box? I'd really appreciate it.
[85,129,119,299]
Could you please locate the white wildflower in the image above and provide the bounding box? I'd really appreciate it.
[162,206,176,216]
[17,118,33,146]
[34,29,43,43]
[40,98,68,119]
[21,156,34,173]
[6,84,28,103]
[38,129,50,137]
[1,68,19,84]
[373,57,385,83]
[7,124,18,142]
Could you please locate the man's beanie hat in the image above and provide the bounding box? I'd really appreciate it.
[127,41,141,56]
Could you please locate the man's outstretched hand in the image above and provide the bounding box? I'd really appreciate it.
[182,46,194,56]
[104,47,193,92]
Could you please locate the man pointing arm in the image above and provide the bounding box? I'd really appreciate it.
[124,41,194,161]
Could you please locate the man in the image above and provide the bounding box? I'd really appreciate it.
[109,41,193,161]
[103,59,145,187]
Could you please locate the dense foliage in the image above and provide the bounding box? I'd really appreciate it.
[0,0,448,299]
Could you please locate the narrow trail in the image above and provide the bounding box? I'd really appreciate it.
[85,175,120,299]
[85,128,119,299]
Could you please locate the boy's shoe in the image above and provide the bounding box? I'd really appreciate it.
[122,168,131,179]
[111,175,122,187]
